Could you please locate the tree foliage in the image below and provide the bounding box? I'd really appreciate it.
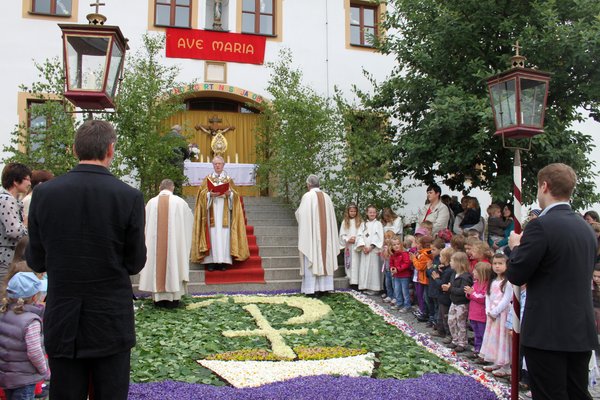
[108,34,187,200]
[327,92,402,213]
[255,49,338,207]
[255,50,402,215]
[363,0,600,208]
[3,58,78,175]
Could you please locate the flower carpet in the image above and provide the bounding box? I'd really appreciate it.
[129,291,509,399]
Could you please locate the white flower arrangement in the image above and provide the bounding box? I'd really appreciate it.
[222,303,318,359]
[232,295,332,325]
[198,353,375,388]
[188,294,375,389]
[187,295,331,360]
[188,143,201,161]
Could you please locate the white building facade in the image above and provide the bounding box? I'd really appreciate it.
[1,0,396,162]
[3,1,598,217]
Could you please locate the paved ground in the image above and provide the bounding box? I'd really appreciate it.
[367,293,600,400]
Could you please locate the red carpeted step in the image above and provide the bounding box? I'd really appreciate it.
[205,266,265,284]
[204,203,265,284]
[205,255,265,284]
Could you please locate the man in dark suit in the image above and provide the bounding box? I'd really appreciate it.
[506,163,598,400]
[26,120,147,400]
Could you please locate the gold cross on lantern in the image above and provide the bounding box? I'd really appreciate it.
[512,41,522,57]
[90,0,106,14]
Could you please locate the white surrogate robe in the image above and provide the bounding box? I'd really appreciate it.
[139,190,193,301]
[356,219,384,291]
[295,188,340,294]
[339,219,363,285]
[203,187,234,265]
[383,216,403,238]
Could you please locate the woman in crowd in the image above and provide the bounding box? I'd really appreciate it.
[0,163,31,283]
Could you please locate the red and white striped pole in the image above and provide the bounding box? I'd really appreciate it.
[510,149,522,400]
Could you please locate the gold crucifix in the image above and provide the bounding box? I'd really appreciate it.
[195,115,236,157]
[195,115,235,137]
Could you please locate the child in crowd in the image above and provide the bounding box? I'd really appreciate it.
[426,238,446,328]
[356,205,384,295]
[381,207,403,238]
[465,261,492,359]
[487,204,510,249]
[450,234,466,252]
[432,247,455,338]
[381,231,396,304]
[0,272,50,399]
[480,253,512,377]
[389,236,412,312]
[492,204,515,251]
[411,235,434,321]
[464,236,480,266]
[339,203,364,287]
[436,228,453,246]
[459,197,481,229]
[593,265,600,334]
[468,241,493,272]
[420,220,434,237]
[1,236,29,293]
[404,235,418,308]
[404,235,417,254]
[465,229,481,239]
[443,251,473,352]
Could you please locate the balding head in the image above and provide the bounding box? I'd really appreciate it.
[159,179,175,192]
[306,174,320,189]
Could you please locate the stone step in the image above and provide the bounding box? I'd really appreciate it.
[258,246,298,257]
[253,226,298,236]
[158,195,348,294]
[133,276,349,295]
[261,256,300,269]
[249,219,297,226]
[245,211,296,220]
[264,267,300,280]
[242,197,287,205]
[256,236,298,246]
[264,266,347,279]
[132,265,346,287]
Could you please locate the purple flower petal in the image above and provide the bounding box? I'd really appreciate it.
[128,374,498,400]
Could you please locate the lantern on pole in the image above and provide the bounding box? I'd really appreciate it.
[59,1,128,110]
[486,42,550,400]
[487,42,551,141]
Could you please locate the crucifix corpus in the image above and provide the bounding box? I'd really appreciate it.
[195,115,236,157]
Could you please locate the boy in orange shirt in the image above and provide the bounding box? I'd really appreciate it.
[411,235,434,321]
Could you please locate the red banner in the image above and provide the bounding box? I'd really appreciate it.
[166,28,266,65]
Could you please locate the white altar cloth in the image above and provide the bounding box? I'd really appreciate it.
[184,161,257,186]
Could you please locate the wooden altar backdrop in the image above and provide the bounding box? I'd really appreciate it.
[165,110,261,197]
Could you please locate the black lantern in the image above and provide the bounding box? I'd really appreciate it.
[486,45,551,139]
[59,4,128,110]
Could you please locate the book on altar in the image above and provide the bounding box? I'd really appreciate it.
[207,178,230,195]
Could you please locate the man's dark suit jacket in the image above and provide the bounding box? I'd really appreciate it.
[507,204,598,352]
[26,164,146,359]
